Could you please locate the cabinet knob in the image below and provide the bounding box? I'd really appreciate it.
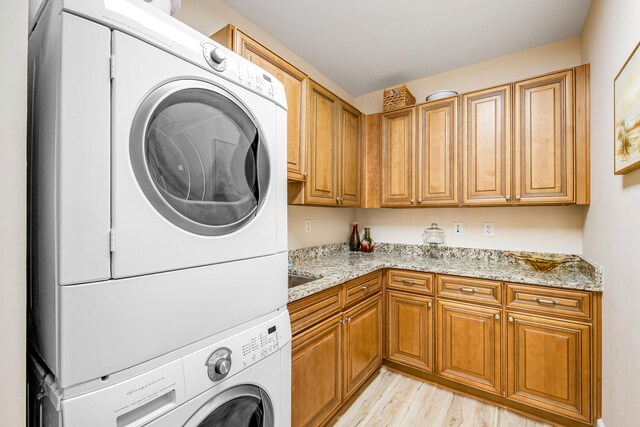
[515,195,521,201]
[427,301,432,308]
[505,195,511,201]
[494,314,500,320]
[508,316,514,322]
[417,199,422,204]
[410,199,415,205]
[303,172,308,178]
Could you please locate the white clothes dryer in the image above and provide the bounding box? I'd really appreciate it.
[29,310,292,427]
[29,0,288,389]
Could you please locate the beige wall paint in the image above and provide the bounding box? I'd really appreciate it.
[354,36,583,114]
[356,206,583,254]
[288,206,356,250]
[0,0,27,425]
[581,0,640,425]
[174,0,355,103]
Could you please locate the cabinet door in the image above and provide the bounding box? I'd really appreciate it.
[343,295,382,398]
[436,300,502,394]
[305,80,339,205]
[387,291,433,372]
[514,70,574,204]
[231,29,308,181]
[338,101,362,207]
[507,312,591,422]
[381,107,415,207]
[292,314,342,427]
[462,85,512,205]
[417,97,459,206]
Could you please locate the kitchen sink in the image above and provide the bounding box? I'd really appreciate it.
[288,274,322,289]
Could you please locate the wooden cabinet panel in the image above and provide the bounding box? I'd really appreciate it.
[387,291,434,372]
[288,286,342,335]
[514,70,574,204]
[344,271,381,308]
[387,269,434,295]
[417,97,459,205]
[306,80,338,205]
[436,300,502,394]
[292,314,343,427]
[462,85,512,205]
[507,312,591,422]
[343,295,383,398]
[436,275,502,306]
[506,283,591,320]
[338,101,362,206]
[381,107,415,207]
[211,25,308,181]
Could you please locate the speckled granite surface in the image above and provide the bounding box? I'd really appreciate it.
[288,243,603,303]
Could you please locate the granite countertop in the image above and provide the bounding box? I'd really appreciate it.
[287,243,603,303]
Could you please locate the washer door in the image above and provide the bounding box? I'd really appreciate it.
[130,80,270,236]
[183,385,274,427]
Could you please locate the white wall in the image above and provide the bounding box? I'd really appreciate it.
[288,206,356,250]
[354,36,583,114]
[581,0,640,425]
[0,0,27,426]
[356,206,583,254]
[174,0,355,103]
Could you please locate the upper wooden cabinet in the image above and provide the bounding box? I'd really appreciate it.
[514,70,574,204]
[305,80,339,205]
[462,84,512,205]
[338,101,362,207]
[211,25,308,181]
[417,97,459,206]
[381,107,415,207]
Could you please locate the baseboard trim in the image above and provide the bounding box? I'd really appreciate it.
[596,419,605,427]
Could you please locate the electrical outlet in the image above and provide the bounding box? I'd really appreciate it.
[483,222,495,237]
[305,219,312,234]
[453,222,463,235]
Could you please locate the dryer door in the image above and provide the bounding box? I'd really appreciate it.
[130,79,270,236]
[183,385,274,427]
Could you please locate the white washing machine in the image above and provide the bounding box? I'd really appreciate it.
[29,310,292,427]
[28,0,288,389]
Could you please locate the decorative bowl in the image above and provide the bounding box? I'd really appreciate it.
[426,90,458,102]
[508,252,580,272]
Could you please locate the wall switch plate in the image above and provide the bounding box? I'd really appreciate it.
[483,222,495,237]
[305,219,312,234]
[453,222,463,235]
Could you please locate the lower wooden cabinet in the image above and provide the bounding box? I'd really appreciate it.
[291,314,342,427]
[507,312,592,422]
[386,290,433,372]
[436,299,502,394]
[343,295,382,398]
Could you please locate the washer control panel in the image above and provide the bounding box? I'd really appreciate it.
[240,324,282,369]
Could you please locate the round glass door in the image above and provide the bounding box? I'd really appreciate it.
[183,385,274,427]
[130,80,270,236]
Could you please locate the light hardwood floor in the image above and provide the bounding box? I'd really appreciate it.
[328,368,553,427]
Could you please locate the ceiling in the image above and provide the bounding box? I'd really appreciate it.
[224,0,591,97]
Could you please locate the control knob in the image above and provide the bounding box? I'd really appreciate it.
[209,47,227,65]
[206,347,232,381]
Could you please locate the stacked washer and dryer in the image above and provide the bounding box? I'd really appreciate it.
[27,0,290,426]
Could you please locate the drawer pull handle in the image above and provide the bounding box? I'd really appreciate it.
[361,285,369,292]
[400,279,417,285]
[494,314,500,320]
[459,287,476,294]
[535,298,558,305]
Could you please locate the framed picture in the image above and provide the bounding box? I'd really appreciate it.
[614,41,640,175]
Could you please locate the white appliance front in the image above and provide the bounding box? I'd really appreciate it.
[59,310,291,427]
[111,30,287,279]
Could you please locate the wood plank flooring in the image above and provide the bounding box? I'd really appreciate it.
[328,368,553,427]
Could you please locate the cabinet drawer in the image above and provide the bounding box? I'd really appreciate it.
[288,286,343,335]
[506,283,591,319]
[344,271,382,307]
[436,275,502,306]
[387,270,434,294]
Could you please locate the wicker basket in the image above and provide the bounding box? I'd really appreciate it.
[383,84,416,112]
